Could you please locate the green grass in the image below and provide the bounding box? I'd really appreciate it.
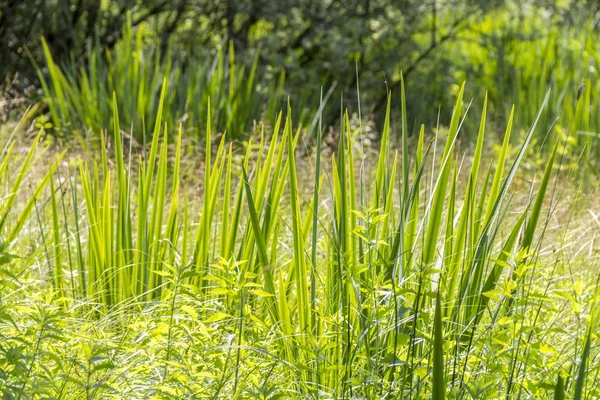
[451,9,600,166]
[0,79,599,398]
[32,7,600,176]
[34,15,288,144]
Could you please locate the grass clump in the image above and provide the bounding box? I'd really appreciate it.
[0,80,599,399]
[35,16,287,144]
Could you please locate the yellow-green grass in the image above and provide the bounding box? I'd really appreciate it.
[0,81,599,399]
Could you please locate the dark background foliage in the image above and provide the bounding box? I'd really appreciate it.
[2,0,600,131]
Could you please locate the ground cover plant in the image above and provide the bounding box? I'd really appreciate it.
[0,71,599,399]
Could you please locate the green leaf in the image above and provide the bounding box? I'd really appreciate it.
[181,305,198,320]
[554,374,565,400]
[205,312,232,324]
[432,290,445,400]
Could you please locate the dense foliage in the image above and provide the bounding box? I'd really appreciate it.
[1,79,599,398]
[2,1,599,134]
[1,1,600,399]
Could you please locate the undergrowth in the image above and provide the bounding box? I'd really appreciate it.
[0,80,599,399]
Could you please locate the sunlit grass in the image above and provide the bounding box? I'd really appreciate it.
[34,15,287,144]
[0,79,599,398]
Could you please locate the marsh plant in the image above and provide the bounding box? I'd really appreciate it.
[0,79,598,399]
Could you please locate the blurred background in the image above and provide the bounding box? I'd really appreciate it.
[1,0,599,150]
